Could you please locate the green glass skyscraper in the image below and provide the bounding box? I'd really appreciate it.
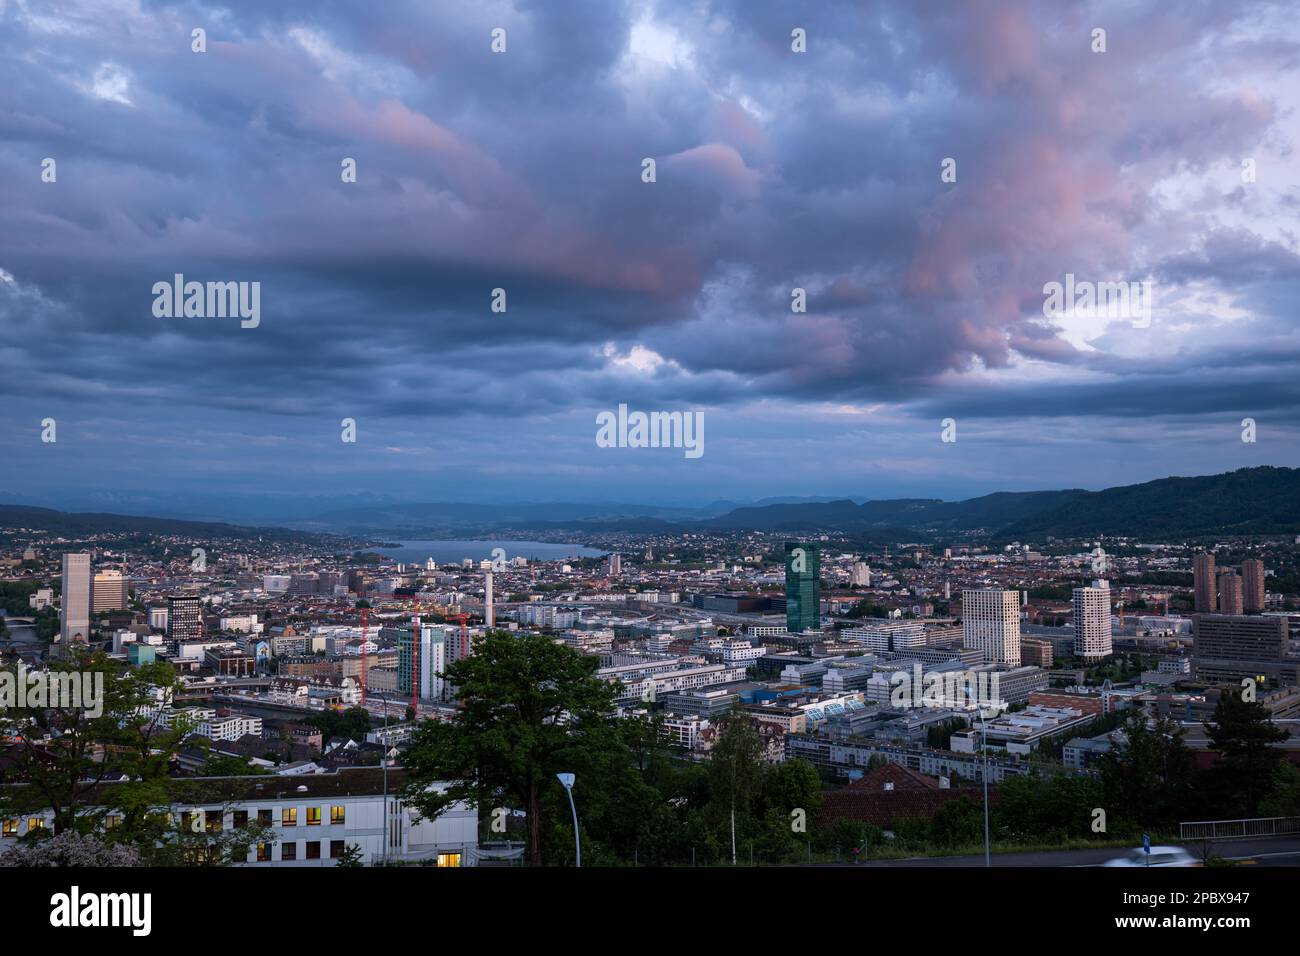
[784,541,820,633]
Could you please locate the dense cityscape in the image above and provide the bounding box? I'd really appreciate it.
[4,491,1300,877]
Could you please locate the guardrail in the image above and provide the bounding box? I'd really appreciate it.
[1179,816,1300,841]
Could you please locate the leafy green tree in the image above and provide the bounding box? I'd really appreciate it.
[1203,687,1289,817]
[928,796,984,848]
[1098,710,1195,833]
[202,754,270,777]
[0,652,181,835]
[993,771,1104,843]
[306,706,373,751]
[334,843,365,867]
[400,631,621,867]
[1258,760,1300,818]
[707,711,765,864]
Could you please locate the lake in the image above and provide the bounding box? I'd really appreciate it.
[373,539,606,565]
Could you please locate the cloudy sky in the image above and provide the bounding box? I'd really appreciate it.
[2,0,1299,519]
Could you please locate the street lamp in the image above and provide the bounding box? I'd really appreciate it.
[975,706,994,868]
[556,773,580,867]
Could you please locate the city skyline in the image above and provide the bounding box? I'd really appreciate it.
[3,0,1300,510]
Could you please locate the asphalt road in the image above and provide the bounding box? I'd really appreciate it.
[832,837,1300,867]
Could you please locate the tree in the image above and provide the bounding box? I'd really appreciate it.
[0,830,139,867]
[400,632,621,867]
[0,652,271,865]
[1098,710,1195,833]
[1203,687,1289,817]
[334,843,365,867]
[708,710,765,864]
[306,707,373,751]
[0,652,181,836]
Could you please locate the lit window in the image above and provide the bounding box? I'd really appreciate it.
[257,843,272,862]
[306,807,321,826]
[28,818,45,832]
[436,852,462,868]
[105,815,122,830]
[2,819,18,837]
[330,805,345,825]
[282,808,298,827]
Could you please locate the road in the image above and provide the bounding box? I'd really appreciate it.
[832,837,1300,867]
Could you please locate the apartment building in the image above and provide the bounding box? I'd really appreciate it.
[1,768,477,867]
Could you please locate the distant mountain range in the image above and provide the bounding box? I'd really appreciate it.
[0,505,331,543]
[4,468,1299,542]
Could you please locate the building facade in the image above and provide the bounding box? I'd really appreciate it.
[1072,580,1113,661]
[961,590,1021,665]
[784,542,821,633]
[59,552,91,645]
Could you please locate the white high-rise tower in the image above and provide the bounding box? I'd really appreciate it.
[60,552,91,645]
[961,589,1021,665]
[1073,579,1113,660]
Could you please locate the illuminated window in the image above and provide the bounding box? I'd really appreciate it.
[436,852,462,868]
[2,819,18,837]
[105,815,122,830]
[306,806,321,826]
[282,808,298,827]
[257,843,272,862]
[330,805,345,825]
[206,811,223,833]
[28,818,45,832]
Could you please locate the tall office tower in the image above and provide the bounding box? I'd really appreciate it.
[60,552,91,644]
[91,568,128,613]
[1241,559,1266,613]
[608,553,621,576]
[1072,580,1114,661]
[167,595,203,644]
[1193,614,1293,687]
[390,622,446,701]
[1193,552,1217,613]
[961,589,1021,665]
[484,572,495,627]
[1217,572,1244,616]
[784,542,821,633]
[851,562,871,587]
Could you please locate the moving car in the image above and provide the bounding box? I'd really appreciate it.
[1102,846,1198,867]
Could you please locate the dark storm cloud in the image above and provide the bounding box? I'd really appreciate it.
[1,0,1299,506]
